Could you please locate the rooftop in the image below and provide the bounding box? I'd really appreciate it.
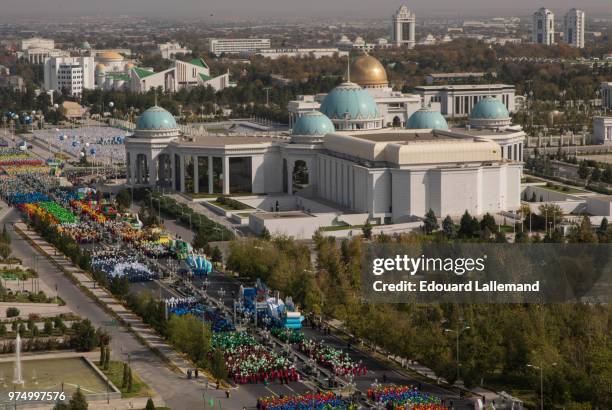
[176,135,278,148]
[348,131,455,143]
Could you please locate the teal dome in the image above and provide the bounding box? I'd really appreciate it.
[136,106,178,131]
[292,111,334,135]
[320,82,380,120]
[470,97,509,120]
[406,107,449,130]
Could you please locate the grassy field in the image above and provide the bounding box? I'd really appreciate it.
[100,361,154,398]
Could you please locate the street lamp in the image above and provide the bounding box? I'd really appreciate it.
[444,322,471,383]
[527,362,557,410]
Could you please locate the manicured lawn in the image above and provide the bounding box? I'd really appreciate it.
[99,361,154,398]
[320,224,367,232]
[210,200,252,211]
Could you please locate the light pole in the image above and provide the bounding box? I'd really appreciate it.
[527,362,557,410]
[444,322,471,383]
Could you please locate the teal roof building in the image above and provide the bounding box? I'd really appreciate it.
[469,97,511,128]
[136,106,178,131]
[406,107,449,130]
[319,82,383,130]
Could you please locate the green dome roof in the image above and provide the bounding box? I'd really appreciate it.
[320,82,380,120]
[406,107,449,130]
[136,106,178,131]
[292,111,334,135]
[470,97,509,120]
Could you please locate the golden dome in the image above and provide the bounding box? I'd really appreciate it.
[97,51,124,62]
[350,54,388,87]
[95,63,106,72]
[125,62,135,70]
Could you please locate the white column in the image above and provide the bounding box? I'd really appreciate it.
[208,156,213,194]
[193,155,199,194]
[148,154,157,186]
[179,155,185,192]
[222,156,230,194]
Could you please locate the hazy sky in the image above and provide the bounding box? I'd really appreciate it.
[1,0,611,19]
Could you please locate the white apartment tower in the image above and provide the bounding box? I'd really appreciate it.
[564,9,585,48]
[533,8,555,45]
[392,5,416,48]
[44,56,95,97]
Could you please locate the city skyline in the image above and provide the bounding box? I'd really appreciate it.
[0,0,610,19]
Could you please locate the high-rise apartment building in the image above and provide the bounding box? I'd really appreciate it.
[391,5,416,48]
[564,8,585,48]
[533,8,555,45]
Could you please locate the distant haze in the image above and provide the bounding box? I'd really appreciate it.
[1,0,611,19]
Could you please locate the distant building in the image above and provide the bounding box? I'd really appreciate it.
[601,83,612,110]
[127,58,231,94]
[413,84,516,118]
[0,75,25,92]
[425,72,495,85]
[564,9,585,48]
[43,56,95,97]
[20,37,54,51]
[208,38,270,56]
[391,4,416,48]
[593,117,612,145]
[533,8,555,45]
[158,42,192,59]
[255,48,347,60]
[22,47,69,64]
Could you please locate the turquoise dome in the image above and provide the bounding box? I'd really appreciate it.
[470,97,510,120]
[136,106,178,131]
[320,82,380,120]
[292,111,334,135]
[406,108,449,130]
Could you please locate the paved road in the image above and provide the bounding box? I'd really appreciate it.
[1,208,265,409]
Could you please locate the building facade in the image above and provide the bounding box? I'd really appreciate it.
[43,56,95,96]
[601,82,612,111]
[392,5,416,48]
[208,38,271,56]
[593,117,612,145]
[126,91,523,223]
[413,84,516,118]
[564,9,585,48]
[157,42,192,59]
[533,8,555,45]
[20,37,54,51]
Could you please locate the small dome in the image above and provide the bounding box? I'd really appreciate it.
[470,97,510,120]
[136,106,178,131]
[125,62,135,70]
[95,63,106,73]
[80,41,91,49]
[350,54,388,87]
[97,51,124,62]
[320,82,380,120]
[292,111,334,135]
[406,107,449,130]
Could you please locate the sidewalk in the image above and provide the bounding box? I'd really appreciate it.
[14,222,200,378]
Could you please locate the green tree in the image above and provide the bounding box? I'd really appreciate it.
[145,398,156,410]
[99,344,105,366]
[68,387,88,410]
[115,189,132,210]
[577,160,590,180]
[44,319,53,335]
[6,307,19,317]
[362,221,373,239]
[211,246,223,264]
[127,367,133,393]
[423,209,439,234]
[442,215,455,238]
[0,243,11,260]
[1,224,10,244]
[480,213,497,232]
[104,345,111,370]
[192,228,209,250]
[71,320,99,352]
[167,314,212,363]
[260,227,271,240]
[210,348,227,383]
[122,363,129,388]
